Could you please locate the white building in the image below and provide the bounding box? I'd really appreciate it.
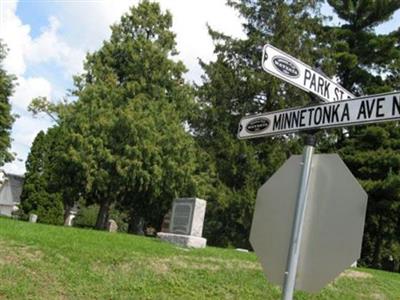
[0,171,24,217]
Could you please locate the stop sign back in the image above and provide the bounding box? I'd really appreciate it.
[250,154,367,292]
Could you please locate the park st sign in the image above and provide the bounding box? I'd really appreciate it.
[262,44,354,102]
[238,91,400,139]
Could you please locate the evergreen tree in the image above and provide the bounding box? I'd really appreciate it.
[56,1,213,230]
[0,41,15,166]
[19,131,64,225]
[193,0,330,248]
[323,0,400,269]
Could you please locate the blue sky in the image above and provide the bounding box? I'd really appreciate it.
[0,0,399,175]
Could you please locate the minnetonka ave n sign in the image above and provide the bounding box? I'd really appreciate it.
[238,91,400,139]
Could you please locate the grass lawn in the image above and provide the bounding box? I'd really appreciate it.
[0,217,399,299]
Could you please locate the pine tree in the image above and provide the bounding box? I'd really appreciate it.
[323,0,400,269]
[193,0,330,247]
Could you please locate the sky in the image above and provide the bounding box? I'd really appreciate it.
[0,0,399,175]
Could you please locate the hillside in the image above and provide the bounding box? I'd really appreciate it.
[0,217,399,299]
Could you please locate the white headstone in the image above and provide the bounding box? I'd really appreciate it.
[29,214,38,223]
[65,214,75,226]
[107,219,118,233]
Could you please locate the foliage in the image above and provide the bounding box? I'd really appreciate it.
[0,41,15,166]
[74,202,129,232]
[322,0,400,269]
[19,131,64,225]
[73,204,99,228]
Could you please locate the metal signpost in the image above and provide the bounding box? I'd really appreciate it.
[262,44,354,102]
[281,137,314,300]
[240,44,399,299]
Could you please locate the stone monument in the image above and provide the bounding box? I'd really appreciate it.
[157,198,207,248]
[107,219,118,233]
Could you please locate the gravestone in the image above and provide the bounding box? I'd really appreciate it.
[157,198,207,248]
[29,214,37,223]
[160,210,172,233]
[65,214,75,226]
[107,219,118,233]
[64,203,78,226]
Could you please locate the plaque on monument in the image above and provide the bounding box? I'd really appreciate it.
[170,199,194,235]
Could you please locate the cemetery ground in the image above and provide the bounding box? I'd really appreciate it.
[0,217,399,299]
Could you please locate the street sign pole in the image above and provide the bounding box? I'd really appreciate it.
[282,134,316,300]
[245,44,369,296]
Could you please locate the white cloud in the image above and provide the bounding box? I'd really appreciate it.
[160,0,245,82]
[0,0,58,175]
[12,76,52,110]
[2,76,53,175]
[12,113,52,148]
[55,0,245,82]
[3,111,52,175]
[0,1,84,78]
[25,16,85,77]
[0,0,31,76]
[56,0,137,53]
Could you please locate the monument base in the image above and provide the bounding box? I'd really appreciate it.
[157,232,207,248]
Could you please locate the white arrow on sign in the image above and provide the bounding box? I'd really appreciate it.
[238,91,400,139]
[262,44,354,102]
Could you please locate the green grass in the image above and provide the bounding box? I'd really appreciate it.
[0,217,399,299]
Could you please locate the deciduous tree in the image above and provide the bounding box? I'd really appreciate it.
[0,41,15,166]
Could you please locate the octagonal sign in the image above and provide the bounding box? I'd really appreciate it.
[250,154,367,292]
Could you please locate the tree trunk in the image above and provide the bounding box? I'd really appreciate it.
[128,210,145,235]
[63,203,72,225]
[372,215,384,267]
[95,200,110,230]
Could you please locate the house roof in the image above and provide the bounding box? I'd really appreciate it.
[0,171,24,205]
[8,174,24,202]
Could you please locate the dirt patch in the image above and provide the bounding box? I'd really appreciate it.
[149,255,260,273]
[223,259,261,271]
[187,256,261,271]
[0,255,19,265]
[370,292,386,300]
[150,260,169,274]
[340,270,373,279]
[0,240,43,265]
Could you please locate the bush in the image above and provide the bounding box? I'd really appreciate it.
[36,193,64,225]
[18,191,64,225]
[73,204,99,228]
